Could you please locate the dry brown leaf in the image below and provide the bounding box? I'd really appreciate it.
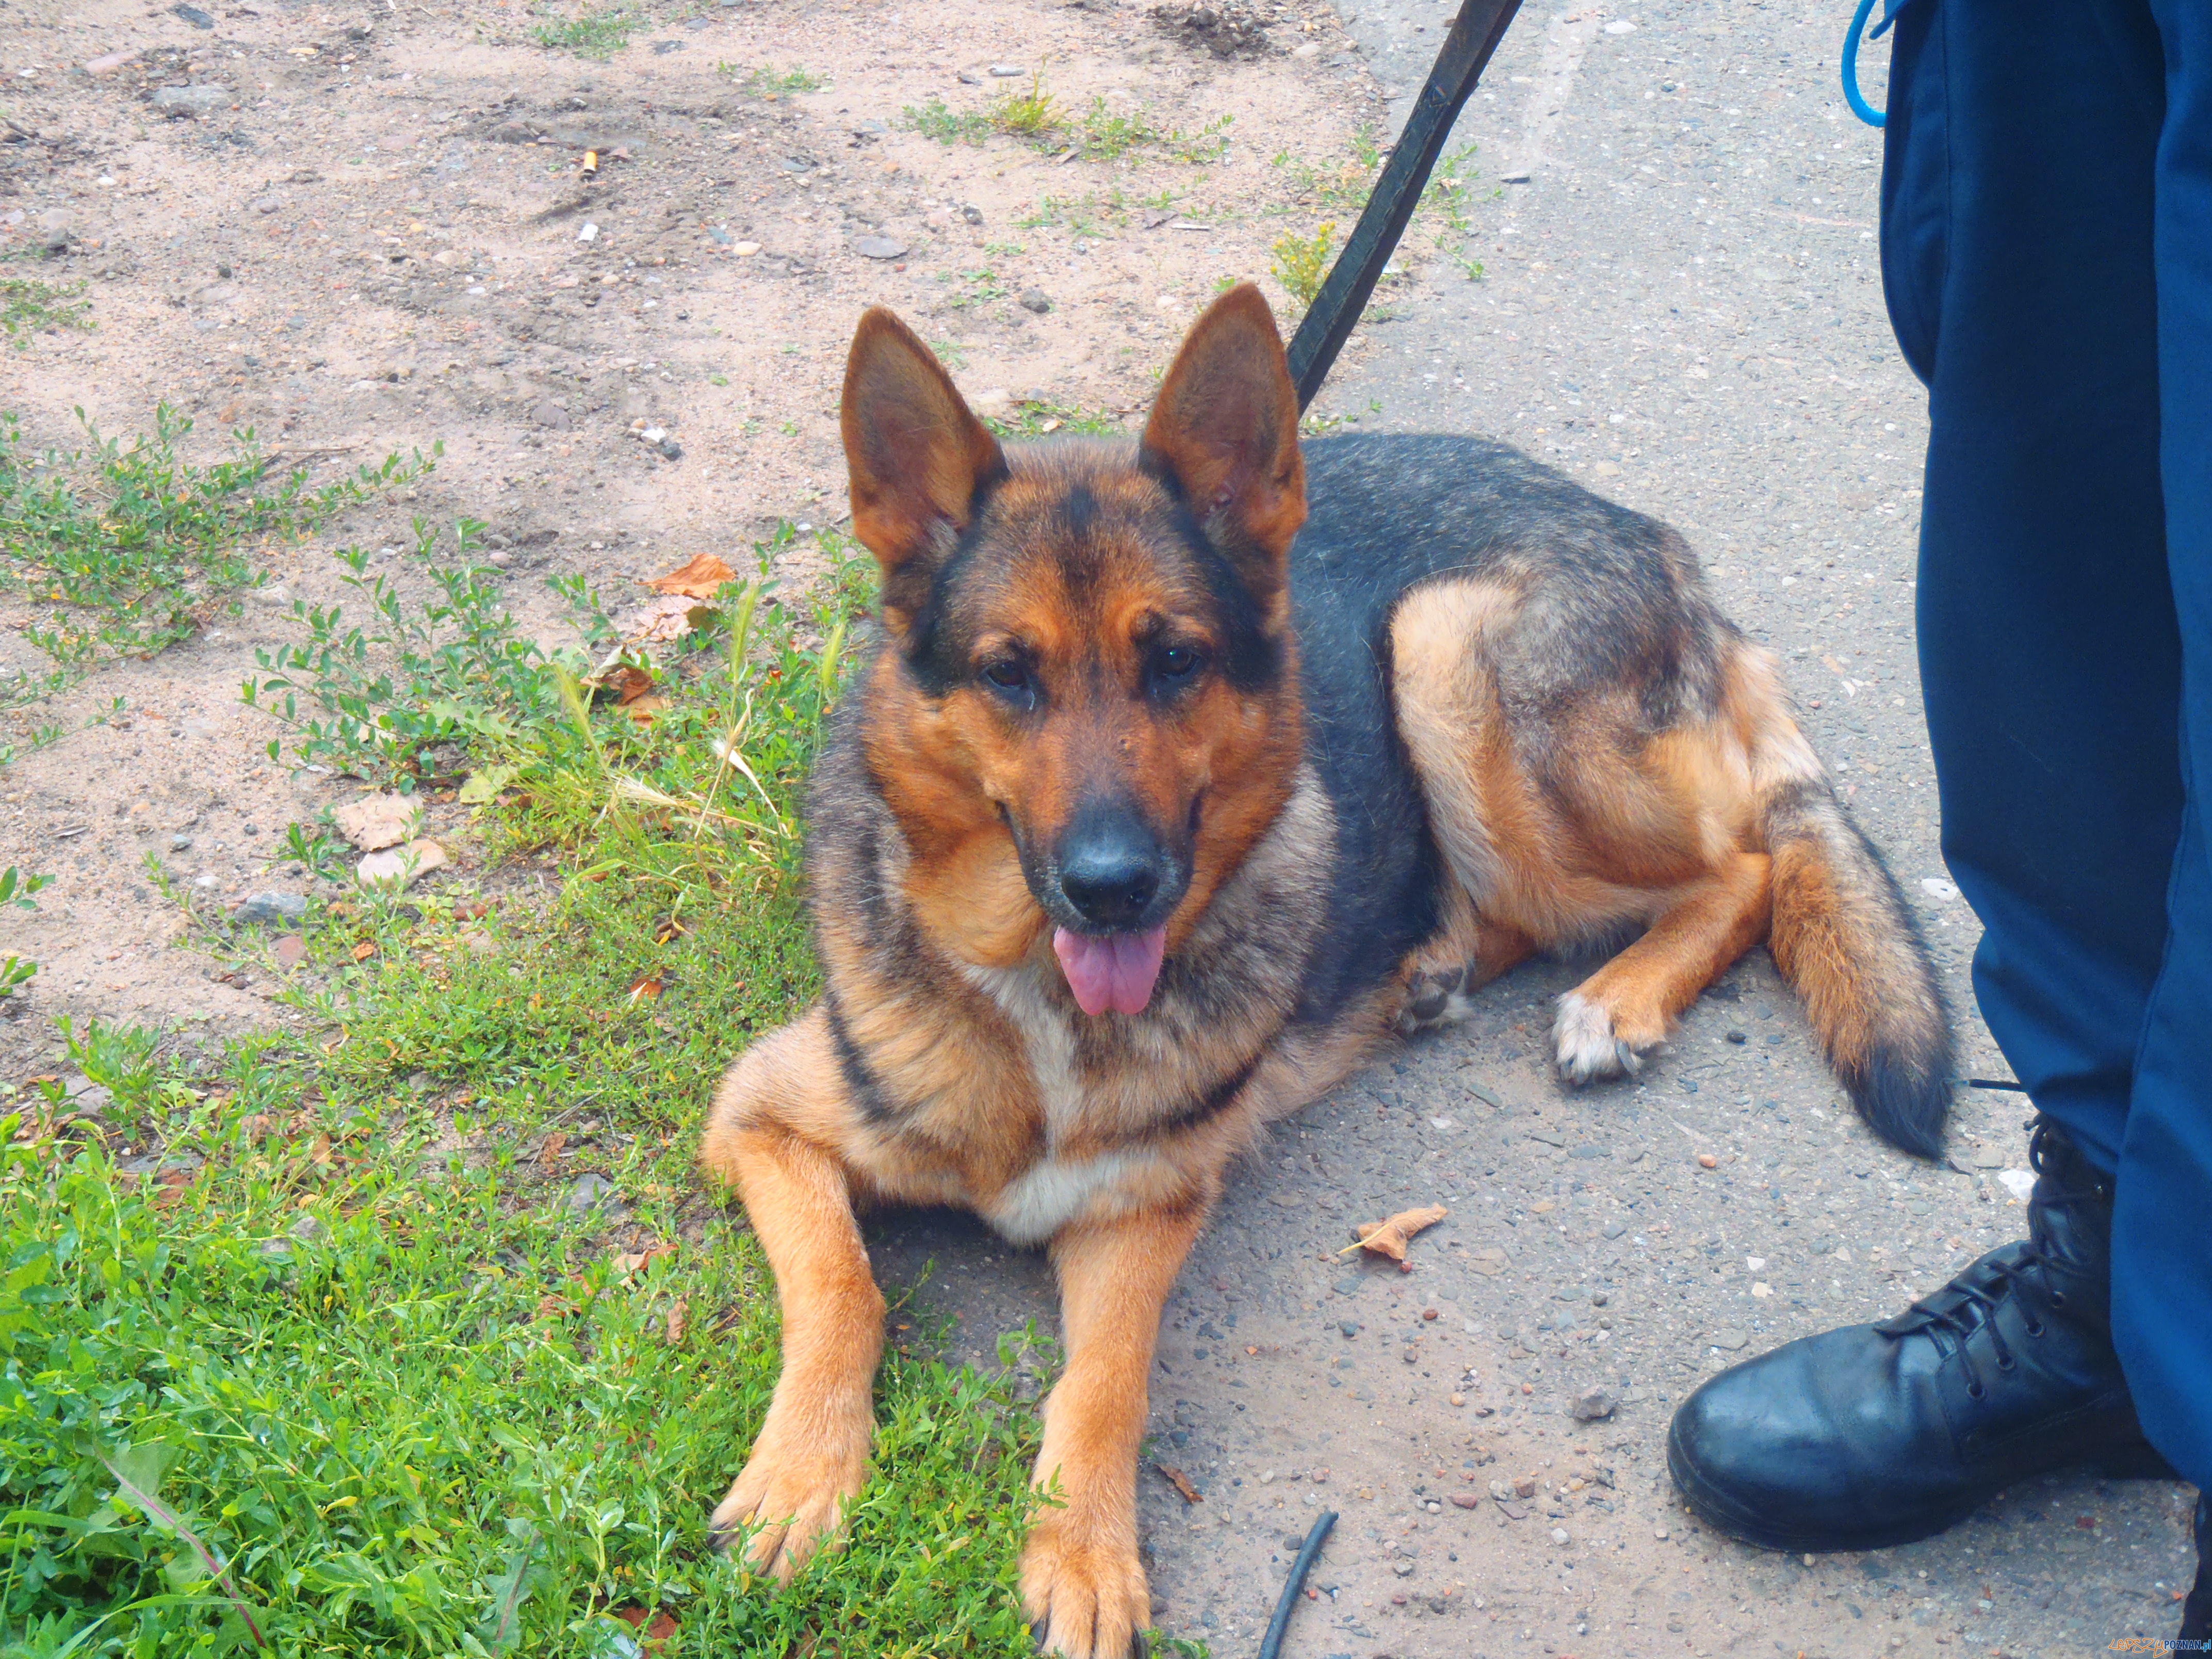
[626,973,663,1004]
[620,693,670,724]
[1154,1462,1202,1505]
[665,1296,688,1346]
[1341,1202,1449,1263]
[614,1241,676,1277]
[644,552,739,600]
[612,1607,679,1652]
[538,1130,568,1168]
[534,1293,575,1322]
[652,916,687,945]
[621,595,711,644]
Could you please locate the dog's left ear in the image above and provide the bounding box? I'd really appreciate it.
[1140,282,1307,614]
[842,305,1009,636]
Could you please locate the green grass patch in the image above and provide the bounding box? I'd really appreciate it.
[901,95,993,147]
[1,274,92,347]
[0,508,1120,1652]
[981,403,1124,441]
[531,5,640,57]
[722,63,826,95]
[0,408,430,673]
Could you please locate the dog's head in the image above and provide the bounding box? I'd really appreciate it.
[841,283,1308,1017]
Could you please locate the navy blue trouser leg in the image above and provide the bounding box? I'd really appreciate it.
[1883,0,2212,1489]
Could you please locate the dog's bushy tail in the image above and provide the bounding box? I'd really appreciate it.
[1750,691,1953,1159]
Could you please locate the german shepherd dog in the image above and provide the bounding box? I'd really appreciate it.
[698,284,1949,1655]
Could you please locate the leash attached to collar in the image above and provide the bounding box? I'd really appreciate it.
[1284,0,1528,412]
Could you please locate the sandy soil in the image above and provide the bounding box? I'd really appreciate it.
[0,0,1387,1069]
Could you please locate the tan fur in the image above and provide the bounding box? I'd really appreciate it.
[695,287,1946,1657]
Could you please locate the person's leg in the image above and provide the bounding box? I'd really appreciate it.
[1900,0,2177,1177]
[1667,0,2189,1552]
[2115,0,2212,1502]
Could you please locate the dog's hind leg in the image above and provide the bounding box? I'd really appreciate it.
[1553,850,1772,1082]
[1023,1201,1209,1659]
[698,1007,886,1581]
[1397,879,1538,1033]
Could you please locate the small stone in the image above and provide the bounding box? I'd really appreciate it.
[969,387,1013,414]
[532,401,575,431]
[151,84,231,115]
[577,222,599,243]
[1551,1527,1571,1545]
[1339,1320,1357,1338]
[1451,1491,1479,1508]
[1020,287,1053,314]
[170,834,193,852]
[37,209,74,251]
[85,48,135,75]
[961,204,984,225]
[357,838,447,890]
[1512,1476,1538,1499]
[273,935,308,967]
[1448,1392,1466,1406]
[334,792,422,851]
[1590,1290,1609,1307]
[732,240,761,256]
[1421,1307,1438,1321]
[854,235,909,260]
[657,438,682,460]
[1392,1560,1415,1577]
[249,583,293,607]
[1571,1385,1617,1422]
[253,195,284,216]
[565,1172,626,1216]
[1293,40,1319,56]
[234,890,308,926]
[1654,1525,1670,1539]
[173,3,215,24]
[289,1212,328,1245]
[1712,1329,1749,1351]
[1697,1152,1718,1168]
[1603,18,1637,31]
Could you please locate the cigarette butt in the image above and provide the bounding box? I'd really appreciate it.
[581,150,599,176]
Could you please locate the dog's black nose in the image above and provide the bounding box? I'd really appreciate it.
[1058,809,1163,930]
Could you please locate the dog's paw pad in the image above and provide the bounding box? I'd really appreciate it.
[709,1444,865,1583]
[1397,964,1472,1034]
[1552,991,1651,1083]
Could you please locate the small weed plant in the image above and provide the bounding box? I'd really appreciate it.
[1,273,92,346]
[726,63,825,95]
[1272,220,1337,310]
[0,407,430,671]
[531,4,639,56]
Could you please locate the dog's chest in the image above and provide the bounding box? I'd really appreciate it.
[958,961,1169,1245]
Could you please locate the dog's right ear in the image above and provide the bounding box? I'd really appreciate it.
[841,306,1007,635]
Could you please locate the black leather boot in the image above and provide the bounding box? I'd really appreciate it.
[1667,1118,2174,1553]
[2182,1494,2211,1640]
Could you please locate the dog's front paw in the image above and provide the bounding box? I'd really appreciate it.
[1552,990,1657,1083]
[709,1412,870,1583]
[1020,1517,1149,1659]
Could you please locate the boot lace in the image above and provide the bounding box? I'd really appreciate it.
[1880,1118,2095,1400]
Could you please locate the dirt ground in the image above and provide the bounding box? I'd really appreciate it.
[0,0,1389,1059]
[4,0,2200,1654]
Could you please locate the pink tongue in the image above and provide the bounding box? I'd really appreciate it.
[1052,926,1168,1017]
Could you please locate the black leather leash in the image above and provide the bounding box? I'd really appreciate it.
[1284,0,1531,413]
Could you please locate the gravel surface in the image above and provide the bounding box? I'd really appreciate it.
[869,0,2204,1653]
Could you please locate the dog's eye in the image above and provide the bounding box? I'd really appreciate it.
[1155,646,1201,680]
[982,660,1030,693]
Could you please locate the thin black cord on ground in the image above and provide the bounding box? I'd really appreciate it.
[1256,1510,1338,1659]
